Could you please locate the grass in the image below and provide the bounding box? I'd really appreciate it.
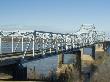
[91,51,110,82]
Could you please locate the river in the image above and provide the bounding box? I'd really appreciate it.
[1,42,110,81]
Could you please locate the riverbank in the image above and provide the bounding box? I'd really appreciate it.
[91,51,110,82]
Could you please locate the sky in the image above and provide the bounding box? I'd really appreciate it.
[0,0,110,33]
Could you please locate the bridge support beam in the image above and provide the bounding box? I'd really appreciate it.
[21,37,24,52]
[95,43,105,52]
[49,48,52,53]
[80,48,84,55]
[57,51,64,68]
[75,50,81,78]
[0,37,1,55]
[103,41,110,52]
[32,35,35,56]
[12,36,14,53]
[91,45,95,60]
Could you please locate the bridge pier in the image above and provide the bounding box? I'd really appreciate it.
[95,41,110,52]
[75,50,81,78]
[91,45,95,60]
[57,50,64,68]
[103,41,110,52]
[85,42,109,60]
[21,36,24,52]
[80,48,84,55]
[57,49,82,81]
[80,46,95,59]
[95,43,105,52]
[94,42,110,58]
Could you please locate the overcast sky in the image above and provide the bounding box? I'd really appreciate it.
[0,0,110,33]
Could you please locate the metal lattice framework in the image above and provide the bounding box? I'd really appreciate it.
[0,24,109,59]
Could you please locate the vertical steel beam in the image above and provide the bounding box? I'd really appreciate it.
[49,33,52,54]
[56,35,59,53]
[70,35,73,49]
[32,35,35,56]
[0,37,1,54]
[21,36,24,52]
[36,37,39,50]
[0,36,2,61]
[61,35,63,51]
[12,36,14,53]
[42,34,45,55]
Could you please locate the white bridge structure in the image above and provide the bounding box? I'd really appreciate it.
[0,24,109,66]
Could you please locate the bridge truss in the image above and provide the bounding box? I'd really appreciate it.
[0,24,109,59]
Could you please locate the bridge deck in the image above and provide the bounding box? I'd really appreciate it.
[0,49,74,66]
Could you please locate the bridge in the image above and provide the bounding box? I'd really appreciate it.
[0,24,110,80]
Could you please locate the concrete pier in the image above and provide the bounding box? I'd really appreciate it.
[80,47,94,64]
[75,50,81,78]
[80,48,84,55]
[58,50,64,68]
[91,45,95,59]
[56,50,82,82]
[95,43,105,52]
[103,41,110,51]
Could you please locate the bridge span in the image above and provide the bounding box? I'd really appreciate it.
[0,24,110,80]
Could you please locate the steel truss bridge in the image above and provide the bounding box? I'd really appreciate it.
[0,24,109,66]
